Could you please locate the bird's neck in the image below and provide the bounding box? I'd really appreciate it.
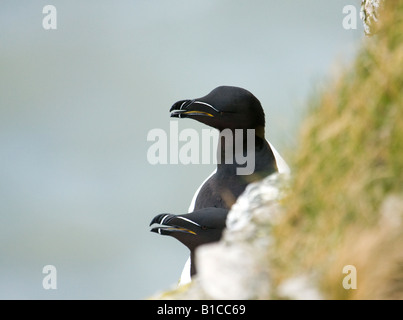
[216,129,272,175]
[190,251,197,277]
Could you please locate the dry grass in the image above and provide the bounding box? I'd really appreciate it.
[271,0,403,299]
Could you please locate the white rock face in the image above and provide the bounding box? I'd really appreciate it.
[197,243,260,300]
[152,172,323,300]
[193,173,286,299]
[226,173,282,233]
[277,275,323,300]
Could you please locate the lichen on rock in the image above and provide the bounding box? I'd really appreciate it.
[361,0,383,34]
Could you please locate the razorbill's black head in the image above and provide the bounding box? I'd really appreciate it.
[150,207,229,276]
[170,86,266,138]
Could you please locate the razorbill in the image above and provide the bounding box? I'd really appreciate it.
[150,208,229,277]
[166,86,289,285]
[170,86,290,212]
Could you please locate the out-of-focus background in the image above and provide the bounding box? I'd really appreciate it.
[0,0,363,299]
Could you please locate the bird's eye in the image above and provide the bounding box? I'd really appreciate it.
[201,225,208,230]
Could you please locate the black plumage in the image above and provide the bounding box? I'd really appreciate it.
[170,86,278,210]
[150,207,228,276]
[150,86,289,284]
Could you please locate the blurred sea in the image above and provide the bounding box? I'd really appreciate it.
[0,0,363,299]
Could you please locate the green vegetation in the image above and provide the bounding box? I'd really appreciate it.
[272,0,403,299]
